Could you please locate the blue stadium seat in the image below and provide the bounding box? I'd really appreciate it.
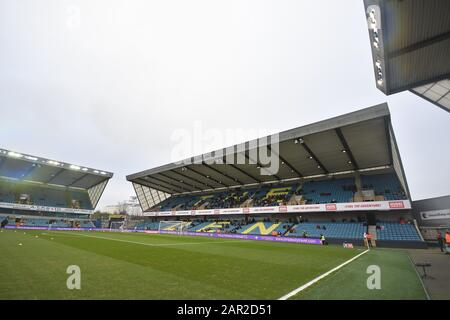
[301,178,355,204]
[287,222,366,239]
[376,222,421,241]
[0,179,93,210]
[361,173,406,200]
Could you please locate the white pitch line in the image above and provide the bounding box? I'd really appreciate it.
[278,248,370,300]
[53,231,247,247]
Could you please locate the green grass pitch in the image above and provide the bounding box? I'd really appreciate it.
[0,229,427,300]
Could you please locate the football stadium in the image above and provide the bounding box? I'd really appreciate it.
[1,104,448,300]
[1,0,449,309]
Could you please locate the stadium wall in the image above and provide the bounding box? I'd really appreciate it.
[374,240,427,249]
[412,195,450,228]
[324,238,425,249]
[142,200,412,217]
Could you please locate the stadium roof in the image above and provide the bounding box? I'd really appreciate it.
[410,80,450,113]
[127,103,410,209]
[0,148,113,190]
[363,0,450,112]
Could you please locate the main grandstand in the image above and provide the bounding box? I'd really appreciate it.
[127,103,424,248]
[0,149,112,228]
[363,0,450,112]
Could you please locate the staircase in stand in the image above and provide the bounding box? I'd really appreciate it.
[368,225,377,240]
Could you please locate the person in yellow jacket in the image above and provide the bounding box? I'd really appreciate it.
[320,234,327,245]
[445,231,450,254]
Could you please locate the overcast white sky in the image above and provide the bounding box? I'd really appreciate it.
[1,0,449,209]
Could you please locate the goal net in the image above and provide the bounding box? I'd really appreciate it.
[110,221,124,232]
[158,221,190,234]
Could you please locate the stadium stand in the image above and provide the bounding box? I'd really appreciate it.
[151,173,406,211]
[135,221,162,231]
[78,221,96,228]
[125,105,425,248]
[0,179,92,209]
[134,221,160,230]
[287,222,366,240]
[157,188,257,211]
[126,215,424,249]
[203,189,254,209]
[300,178,356,204]
[159,194,202,211]
[237,221,287,235]
[376,222,421,241]
[0,214,95,229]
[252,186,294,207]
[190,221,231,233]
[361,173,407,201]
[0,148,112,229]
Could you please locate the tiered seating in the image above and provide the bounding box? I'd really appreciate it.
[246,186,269,205]
[275,223,293,235]
[252,186,295,207]
[361,173,406,200]
[203,190,255,209]
[185,221,209,231]
[79,221,95,228]
[148,174,411,212]
[187,221,233,233]
[288,222,366,239]
[0,179,92,209]
[300,178,355,204]
[151,178,363,211]
[0,190,15,203]
[236,222,287,235]
[134,221,159,230]
[158,186,269,211]
[159,194,202,211]
[1,216,94,228]
[376,222,421,241]
[24,218,50,227]
[51,221,71,228]
[129,218,422,244]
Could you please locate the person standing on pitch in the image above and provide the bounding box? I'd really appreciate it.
[366,232,373,247]
[437,231,444,252]
[446,230,450,255]
[0,217,7,228]
[320,234,326,245]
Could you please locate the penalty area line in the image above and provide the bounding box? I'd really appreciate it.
[278,248,370,300]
